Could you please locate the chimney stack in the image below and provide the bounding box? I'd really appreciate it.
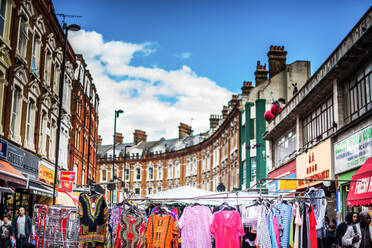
[268,45,287,79]
[209,114,221,129]
[241,81,253,95]
[254,61,268,86]
[178,123,192,139]
[133,130,147,144]
[97,135,103,146]
[114,133,124,144]
[222,106,229,119]
[229,94,239,107]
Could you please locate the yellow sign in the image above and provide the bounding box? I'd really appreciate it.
[280,180,297,190]
[296,139,332,189]
[39,165,55,185]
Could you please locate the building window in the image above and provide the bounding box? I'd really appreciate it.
[193,157,197,175]
[148,167,154,180]
[345,61,372,122]
[102,169,106,181]
[32,33,41,74]
[10,87,21,137]
[17,16,28,58]
[25,99,34,145]
[0,0,6,37]
[81,169,85,185]
[135,188,140,195]
[44,50,52,86]
[148,187,152,195]
[175,162,180,178]
[54,64,60,94]
[124,168,129,181]
[135,168,141,180]
[168,164,173,178]
[186,159,190,176]
[274,129,297,166]
[303,96,334,148]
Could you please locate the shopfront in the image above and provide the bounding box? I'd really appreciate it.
[35,160,55,205]
[334,124,372,220]
[268,159,297,195]
[296,139,336,216]
[5,141,40,217]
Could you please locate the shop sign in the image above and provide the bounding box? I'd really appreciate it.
[60,181,73,192]
[6,142,39,181]
[39,165,55,185]
[334,124,372,174]
[268,173,296,195]
[296,139,332,189]
[0,139,7,159]
[60,171,75,181]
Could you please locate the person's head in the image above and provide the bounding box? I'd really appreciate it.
[2,215,8,224]
[325,216,329,226]
[329,218,337,229]
[359,211,371,227]
[18,207,25,217]
[352,212,359,224]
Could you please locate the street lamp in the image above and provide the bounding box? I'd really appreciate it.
[52,23,81,205]
[111,109,124,206]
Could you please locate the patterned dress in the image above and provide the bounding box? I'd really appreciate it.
[145,213,178,248]
[115,213,146,248]
[78,193,109,245]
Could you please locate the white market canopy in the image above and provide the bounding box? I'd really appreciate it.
[143,186,261,206]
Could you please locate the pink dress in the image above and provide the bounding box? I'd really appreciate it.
[210,210,245,248]
[178,205,213,248]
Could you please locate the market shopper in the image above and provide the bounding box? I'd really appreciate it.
[336,212,358,245]
[342,211,372,248]
[326,218,337,247]
[0,215,12,248]
[11,207,32,248]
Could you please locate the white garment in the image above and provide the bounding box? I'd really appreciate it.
[293,202,302,248]
[17,216,26,238]
[342,223,372,248]
[256,205,272,248]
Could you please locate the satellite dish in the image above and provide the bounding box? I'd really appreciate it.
[323,180,331,187]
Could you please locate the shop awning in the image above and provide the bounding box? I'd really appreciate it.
[0,160,27,187]
[56,190,79,207]
[0,186,14,193]
[28,181,53,198]
[347,157,372,206]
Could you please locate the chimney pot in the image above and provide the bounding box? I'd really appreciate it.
[267,45,287,79]
[133,130,147,144]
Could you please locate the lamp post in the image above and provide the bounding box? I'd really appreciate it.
[111,109,124,206]
[53,23,80,205]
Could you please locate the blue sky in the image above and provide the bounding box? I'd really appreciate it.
[53,0,372,143]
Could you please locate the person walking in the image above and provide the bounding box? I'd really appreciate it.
[0,215,12,248]
[11,207,32,248]
[336,212,358,245]
[342,211,372,248]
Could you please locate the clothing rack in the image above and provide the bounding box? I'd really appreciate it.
[126,194,326,202]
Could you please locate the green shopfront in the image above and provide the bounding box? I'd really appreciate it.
[334,123,372,221]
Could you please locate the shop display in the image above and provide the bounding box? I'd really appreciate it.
[33,204,79,248]
[78,193,109,246]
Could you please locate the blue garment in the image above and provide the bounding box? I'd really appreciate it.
[269,210,279,248]
[274,203,293,248]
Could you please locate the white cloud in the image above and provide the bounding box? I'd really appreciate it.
[175,52,191,60]
[69,30,233,144]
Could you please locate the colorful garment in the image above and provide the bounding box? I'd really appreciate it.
[256,205,272,248]
[293,202,302,248]
[145,213,178,248]
[110,204,125,245]
[274,203,293,248]
[178,205,213,248]
[211,210,244,248]
[308,205,317,248]
[115,213,146,248]
[268,211,278,248]
[78,193,109,244]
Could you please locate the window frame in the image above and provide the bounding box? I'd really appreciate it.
[0,0,7,37]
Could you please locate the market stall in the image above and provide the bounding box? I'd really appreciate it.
[346,157,372,206]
